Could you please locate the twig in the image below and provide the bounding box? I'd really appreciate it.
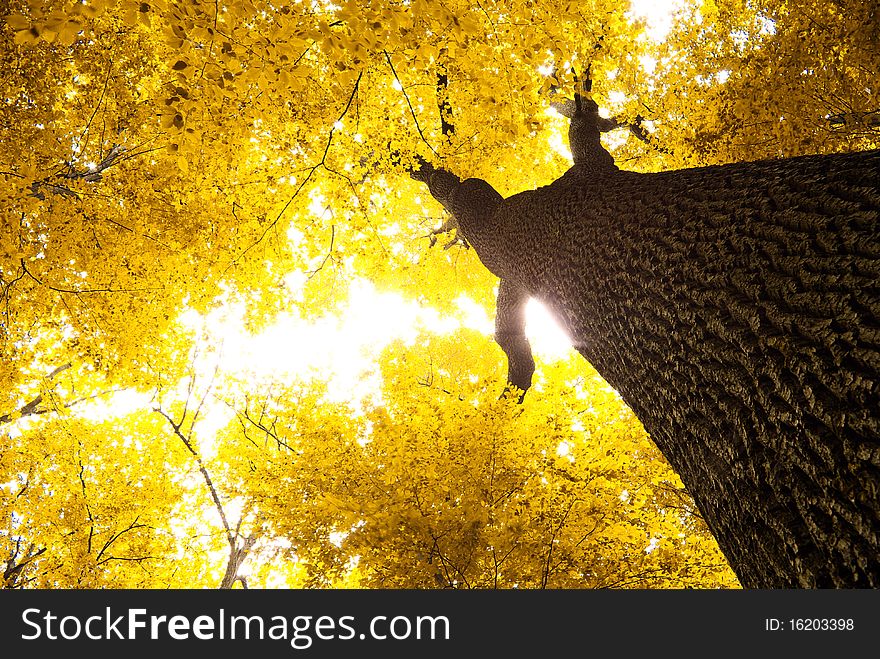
[384,50,440,158]
[307,225,335,280]
[74,59,114,172]
[19,259,161,295]
[154,406,234,547]
[0,363,72,424]
[223,71,363,274]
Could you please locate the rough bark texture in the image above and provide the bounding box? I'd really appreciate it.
[416,144,880,588]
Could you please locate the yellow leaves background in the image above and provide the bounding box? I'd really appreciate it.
[206,331,736,588]
[2,0,875,588]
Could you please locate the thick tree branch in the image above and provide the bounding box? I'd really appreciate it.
[219,534,258,589]
[28,144,127,201]
[495,279,535,402]
[436,63,454,139]
[827,109,880,130]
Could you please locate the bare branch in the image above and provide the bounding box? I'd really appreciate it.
[19,259,162,295]
[436,63,454,139]
[224,71,363,273]
[307,224,336,281]
[3,545,47,589]
[426,215,468,250]
[75,58,115,169]
[156,378,262,589]
[384,50,440,158]
[154,405,235,549]
[0,363,72,424]
[95,516,150,564]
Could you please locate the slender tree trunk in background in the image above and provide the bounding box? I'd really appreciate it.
[419,148,880,587]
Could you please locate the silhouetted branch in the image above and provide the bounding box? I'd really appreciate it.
[0,363,72,424]
[437,63,454,138]
[19,259,162,295]
[384,50,440,158]
[307,224,336,280]
[225,71,362,273]
[3,544,47,589]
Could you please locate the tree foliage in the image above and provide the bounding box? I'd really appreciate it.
[2,0,876,588]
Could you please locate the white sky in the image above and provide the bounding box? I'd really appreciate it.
[91,279,574,450]
[629,0,687,41]
[190,278,573,406]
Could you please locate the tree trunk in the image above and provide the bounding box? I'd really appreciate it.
[427,148,880,587]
